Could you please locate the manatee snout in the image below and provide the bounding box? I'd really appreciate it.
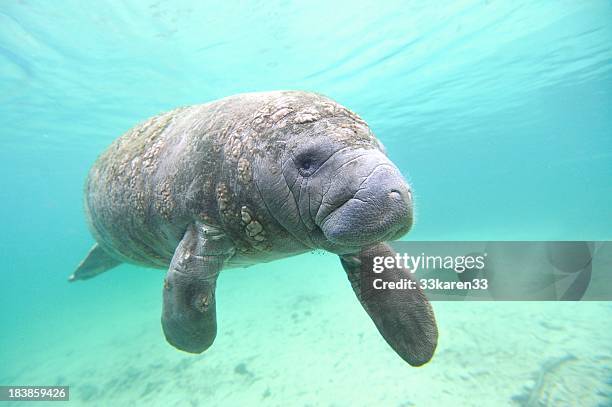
[320,156,413,247]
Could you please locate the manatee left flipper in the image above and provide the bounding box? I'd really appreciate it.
[340,242,438,366]
[162,222,234,354]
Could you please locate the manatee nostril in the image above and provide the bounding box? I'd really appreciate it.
[388,189,402,201]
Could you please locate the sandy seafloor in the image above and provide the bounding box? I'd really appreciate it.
[1,252,611,406]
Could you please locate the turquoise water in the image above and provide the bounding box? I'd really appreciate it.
[1,1,611,405]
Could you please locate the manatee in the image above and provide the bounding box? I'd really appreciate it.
[70,90,438,366]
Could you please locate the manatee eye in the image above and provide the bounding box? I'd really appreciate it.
[297,155,317,177]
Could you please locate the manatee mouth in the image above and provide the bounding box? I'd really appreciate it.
[320,197,412,247]
[318,167,413,248]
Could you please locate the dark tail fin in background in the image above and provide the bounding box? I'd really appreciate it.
[69,243,121,282]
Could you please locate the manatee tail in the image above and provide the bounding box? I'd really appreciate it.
[69,243,122,282]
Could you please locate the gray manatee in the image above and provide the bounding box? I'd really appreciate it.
[70,90,438,366]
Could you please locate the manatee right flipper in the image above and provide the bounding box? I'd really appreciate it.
[340,242,438,366]
[162,222,234,354]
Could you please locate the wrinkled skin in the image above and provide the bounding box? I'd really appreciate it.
[254,125,413,254]
[72,91,438,366]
